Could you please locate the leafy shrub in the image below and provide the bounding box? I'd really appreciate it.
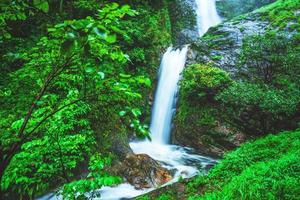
[216,81,300,135]
[258,0,300,31]
[217,82,300,115]
[239,32,300,85]
[181,64,232,102]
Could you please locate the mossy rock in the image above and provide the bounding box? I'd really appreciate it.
[172,64,244,157]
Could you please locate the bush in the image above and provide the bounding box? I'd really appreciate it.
[181,64,232,102]
[216,82,300,135]
[258,0,300,31]
[239,32,300,85]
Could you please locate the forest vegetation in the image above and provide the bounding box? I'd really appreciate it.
[0,0,299,199]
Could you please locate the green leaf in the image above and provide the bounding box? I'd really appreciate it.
[33,0,49,13]
[11,119,24,130]
[97,72,105,79]
[119,111,126,117]
[131,108,141,117]
[85,67,94,73]
[106,34,117,44]
[120,73,131,78]
[142,78,151,87]
[47,28,56,32]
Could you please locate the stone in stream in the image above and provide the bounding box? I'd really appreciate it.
[111,154,172,189]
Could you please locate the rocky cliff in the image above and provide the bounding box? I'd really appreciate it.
[173,0,300,157]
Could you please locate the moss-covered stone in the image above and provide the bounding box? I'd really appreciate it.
[257,0,300,32]
[172,64,244,157]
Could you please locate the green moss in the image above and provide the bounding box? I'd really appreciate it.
[202,30,230,41]
[200,30,233,49]
[211,55,222,61]
[257,0,300,32]
[172,64,236,155]
[181,64,231,98]
[176,64,231,128]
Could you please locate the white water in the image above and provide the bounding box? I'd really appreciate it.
[195,0,221,36]
[84,0,221,199]
[149,46,189,144]
[38,1,222,200]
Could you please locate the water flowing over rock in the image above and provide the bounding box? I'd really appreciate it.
[195,0,221,36]
[111,154,172,189]
[98,0,221,198]
[170,0,221,45]
[150,46,189,144]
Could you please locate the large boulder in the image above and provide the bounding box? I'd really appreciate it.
[173,120,247,158]
[188,14,269,76]
[111,154,172,189]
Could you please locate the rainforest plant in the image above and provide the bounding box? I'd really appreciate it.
[0,2,151,199]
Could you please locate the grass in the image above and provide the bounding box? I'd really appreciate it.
[186,130,300,200]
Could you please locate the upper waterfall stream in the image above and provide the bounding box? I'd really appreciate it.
[195,0,221,36]
[38,1,221,199]
[149,46,189,144]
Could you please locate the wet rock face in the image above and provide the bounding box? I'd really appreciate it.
[112,154,172,189]
[173,120,247,158]
[188,14,269,76]
[109,134,133,160]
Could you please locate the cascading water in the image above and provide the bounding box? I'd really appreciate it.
[149,46,189,144]
[38,1,221,200]
[149,0,221,144]
[195,0,221,36]
[128,0,222,197]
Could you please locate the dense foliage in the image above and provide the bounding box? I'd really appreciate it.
[0,0,171,199]
[1,0,300,199]
[173,64,234,156]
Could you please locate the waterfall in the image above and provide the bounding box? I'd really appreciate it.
[149,0,221,144]
[149,46,189,144]
[195,0,221,36]
[39,1,221,199]
[107,1,221,197]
